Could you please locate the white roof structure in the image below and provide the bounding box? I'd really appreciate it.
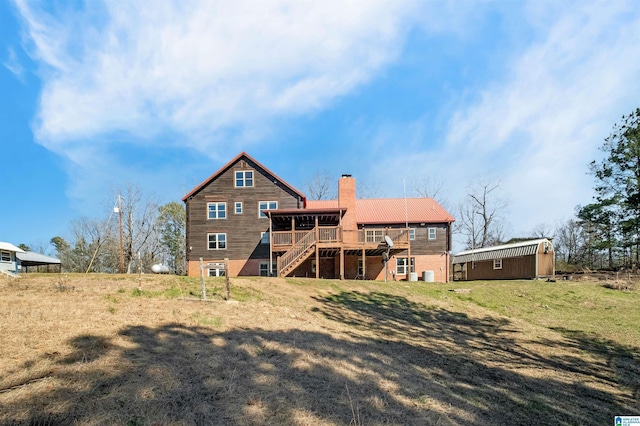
[0,242,25,253]
[16,251,61,265]
[452,239,552,264]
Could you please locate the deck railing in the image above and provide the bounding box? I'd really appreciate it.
[278,230,316,276]
[358,228,410,244]
[273,227,409,247]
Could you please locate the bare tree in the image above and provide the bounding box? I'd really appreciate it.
[531,223,554,239]
[114,184,161,273]
[456,178,509,249]
[410,176,449,209]
[305,173,336,200]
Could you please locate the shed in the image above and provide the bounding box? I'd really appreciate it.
[452,238,555,281]
[16,251,62,273]
[0,242,25,277]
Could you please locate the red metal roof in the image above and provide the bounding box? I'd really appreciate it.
[307,198,454,224]
[182,152,306,202]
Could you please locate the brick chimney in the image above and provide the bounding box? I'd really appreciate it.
[338,174,357,243]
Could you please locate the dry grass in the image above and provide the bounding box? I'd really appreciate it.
[0,274,638,425]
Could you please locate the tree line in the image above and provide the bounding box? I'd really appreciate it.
[43,185,186,274]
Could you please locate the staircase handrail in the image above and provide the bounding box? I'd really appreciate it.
[279,229,316,275]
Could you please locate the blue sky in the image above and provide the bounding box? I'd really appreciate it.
[2,0,640,253]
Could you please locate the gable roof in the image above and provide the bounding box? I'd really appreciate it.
[0,242,25,253]
[452,238,552,264]
[182,151,306,202]
[307,198,454,224]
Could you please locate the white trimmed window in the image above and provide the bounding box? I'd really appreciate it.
[0,251,10,262]
[208,268,226,277]
[259,261,276,277]
[428,227,436,240]
[409,228,416,240]
[207,202,226,219]
[493,259,502,270]
[259,201,277,218]
[396,257,415,275]
[365,229,383,243]
[208,233,227,250]
[235,170,254,187]
[235,202,243,214]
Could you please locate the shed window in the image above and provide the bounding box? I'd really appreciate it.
[493,259,502,270]
[0,251,10,262]
[235,170,254,187]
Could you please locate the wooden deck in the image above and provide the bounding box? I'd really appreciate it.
[271,226,410,253]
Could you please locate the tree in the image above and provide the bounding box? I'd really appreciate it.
[17,243,30,252]
[588,108,640,267]
[305,173,336,200]
[156,201,186,275]
[456,178,509,249]
[554,218,587,268]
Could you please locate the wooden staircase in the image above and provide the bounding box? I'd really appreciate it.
[1,269,19,278]
[278,229,316,277]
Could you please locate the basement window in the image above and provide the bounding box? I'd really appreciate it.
[493,259,502,270]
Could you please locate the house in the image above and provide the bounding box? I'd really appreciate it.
[451,238,555,281]
[182,152,455,281]
[0,242,25,277]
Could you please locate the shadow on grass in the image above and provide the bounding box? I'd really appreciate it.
[2,291,638,425]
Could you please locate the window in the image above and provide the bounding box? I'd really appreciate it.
[208,233,227,250]
[235,202,243,214]
[396,257,415,275]
[358,259,364,276]
[207,202,226,219]
[208,268,226,277]
[235,170,254,187]
[259,201,277,218]
[365,229,383,243]
[493,259,502,270]
[409,228,416,240]
[428,227,437,240]
[0,251,10,262]
[259,261,277,277]
[260,231,270,244]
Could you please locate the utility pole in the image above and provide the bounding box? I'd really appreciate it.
[118,195,124,274]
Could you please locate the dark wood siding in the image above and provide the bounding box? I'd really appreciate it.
[408,223,450,255]
[466,256,536,280]
[185,156,302,262]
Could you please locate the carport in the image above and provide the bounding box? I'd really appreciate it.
[16,252,62,273]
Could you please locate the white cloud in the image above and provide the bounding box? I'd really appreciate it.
[15,0,417,161]
[3,47,24,79]
[431,0,640,237]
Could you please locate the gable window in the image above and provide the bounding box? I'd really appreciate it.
[428,227,437,240]
[493,259,502,269]
[396,257,415,275]
[235,170,254,187]
[0,251,10,262]
[235,202,243,214]
[207,202,226,219]
[409,228,416,240]
[208,233,227,250]
[259,201,277,218]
